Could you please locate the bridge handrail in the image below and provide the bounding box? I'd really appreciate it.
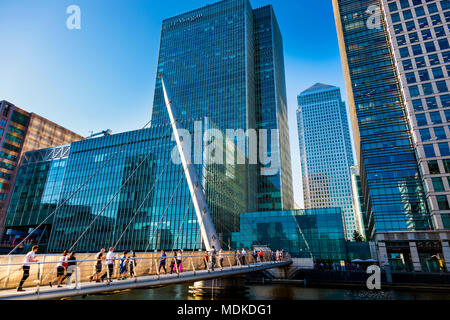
[0,252,292,267]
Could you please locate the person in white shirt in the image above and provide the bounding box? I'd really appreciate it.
[105,247,115,283]
[241,248,247,265]
[49,250,68,288]
[17,246,39,292]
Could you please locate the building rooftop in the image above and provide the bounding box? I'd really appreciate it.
[299,83,338,96]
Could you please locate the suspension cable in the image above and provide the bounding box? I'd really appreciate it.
[68,144,172,252]
[114,172,184,250]
[8,120,153,255]
[143,174,184,253]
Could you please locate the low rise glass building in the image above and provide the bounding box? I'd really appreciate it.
[5,121,249,253]
[232,209,352,262]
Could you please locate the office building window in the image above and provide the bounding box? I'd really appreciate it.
[436,81,448,93]
[416,57,427,67]
[413,99,424,111]
[406,72,417,83]
[432,67,444,79]
[410,85,420,97]
[424,144,436,157]
[428,160,440,174]
[432,178,445,192]
[437,195,450,210]
[412,44,423,55]
[419,69,430,81]
[428,54,440,65]
[423,83,434,95]
[403,59,413,70]
[426,97,438,109]
[416,113,427,126]
[420,128,432,141]
[425,41,437,53]
[430,112,442,124]
[438,142,450,156]
[440,95,450,108]
[434,127,447,140]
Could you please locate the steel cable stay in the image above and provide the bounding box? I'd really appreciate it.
[7,119,153,255]
[194,172,260,251]
[143,174,185,254]
[68,145,173,252]
[113,173,185,250]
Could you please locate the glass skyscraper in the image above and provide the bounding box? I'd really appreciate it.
[151,0,293,211]
[333,0,432,240]
[297,84,356,240]
[380,0,450,230]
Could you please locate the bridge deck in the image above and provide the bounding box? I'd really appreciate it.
[0,261,291,300]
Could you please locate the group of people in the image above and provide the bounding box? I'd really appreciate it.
[89,248,137,283]
[16,246,286,291]
[234,248,284,265]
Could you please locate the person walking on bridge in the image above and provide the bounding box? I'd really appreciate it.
[90,248,105,282]
[174,250,183,273]
[159,250,167,274]
[129,251,137,278]
[258,250,264,263]
[105,247,116,284]
[119,251,129,280]
[241,248,247,265]
[252,249,258,264]
[17,246,39,292]
[210,246,217,272]
[219,249,224,271]
[49,250,68,288]
[61,252,77,287]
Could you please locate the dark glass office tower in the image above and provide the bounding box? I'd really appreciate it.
[333,0,431,239]
[151,0,293,211]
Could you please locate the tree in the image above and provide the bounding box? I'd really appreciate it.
[353,230,365,242]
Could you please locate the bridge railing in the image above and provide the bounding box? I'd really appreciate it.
[0,251,289,291]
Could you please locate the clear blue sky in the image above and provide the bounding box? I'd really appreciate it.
[0,0,348,208]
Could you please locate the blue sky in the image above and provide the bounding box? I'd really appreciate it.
[0,0,348,208]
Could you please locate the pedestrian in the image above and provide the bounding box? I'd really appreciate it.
[236,250,241,265]
[275,250,280,262]
[169,258,176,274]
[175,250,183,273]
[90,248,105,282]
[271,251,276,262]
[61,252,77,286]
[203,251,209,270]
[210,246,217,271]
[219,249,224,271]
[252,249,258,264]
[129,251,137,278]
[50,250,69,288]
[159,250,167,274]
[258,250,264,263]
[105,247,115,283]
[119,251,128,280]
[17,246,39,292]
[241,248,247,265]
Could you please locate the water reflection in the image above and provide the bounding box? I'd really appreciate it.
[70,283,450,300]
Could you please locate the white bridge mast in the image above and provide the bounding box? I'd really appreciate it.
[160,75,221,252]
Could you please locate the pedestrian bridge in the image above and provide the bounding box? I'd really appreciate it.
[0,252,291,300]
